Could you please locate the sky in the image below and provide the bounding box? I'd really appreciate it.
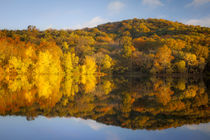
[0,0,209,30]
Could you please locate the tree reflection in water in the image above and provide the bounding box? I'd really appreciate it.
[0,74,209,130]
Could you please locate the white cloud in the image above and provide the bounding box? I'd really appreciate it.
[108,1,125,14]
[73,16,109,29]
[184,17,210,27]
[184,123,210,133]
[46,24,53,29]
[73,118,106,130]
[142,0,164,7]
[187,0,210,7]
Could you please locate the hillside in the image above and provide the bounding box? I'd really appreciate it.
[0,18,209,75]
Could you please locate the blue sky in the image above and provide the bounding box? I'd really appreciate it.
[0,0,209,30]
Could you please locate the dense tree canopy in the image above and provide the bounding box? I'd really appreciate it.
[0,18,209,75]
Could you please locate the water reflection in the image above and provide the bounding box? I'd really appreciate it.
[0,74,209,130]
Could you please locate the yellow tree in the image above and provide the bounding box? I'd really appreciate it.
[164,39,186,51]
[151,45,174,73]
[34,51,62,74]
[7,56,29,74]
[62,41,69,52]
[120,36,135,57]
[175,60,186,73]
[184,53,198,73]
[94,53,113,73]
[103,55,113,70]
[81,56,97,75]
[63,52,79,75]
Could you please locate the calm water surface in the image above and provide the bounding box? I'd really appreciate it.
[0,75,209,140]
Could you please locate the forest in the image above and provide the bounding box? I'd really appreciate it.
[0,18,209,130]
[0,18,209,75]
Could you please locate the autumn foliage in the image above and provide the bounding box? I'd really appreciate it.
[0,18,209,75]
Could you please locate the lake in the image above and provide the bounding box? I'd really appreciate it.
[0,75,209,140]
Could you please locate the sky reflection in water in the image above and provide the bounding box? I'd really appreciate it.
[0,116,209,140]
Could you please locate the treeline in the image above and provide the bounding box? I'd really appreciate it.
[0,18,209,74]
[0,75,209,130]
[0,37,103,75]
